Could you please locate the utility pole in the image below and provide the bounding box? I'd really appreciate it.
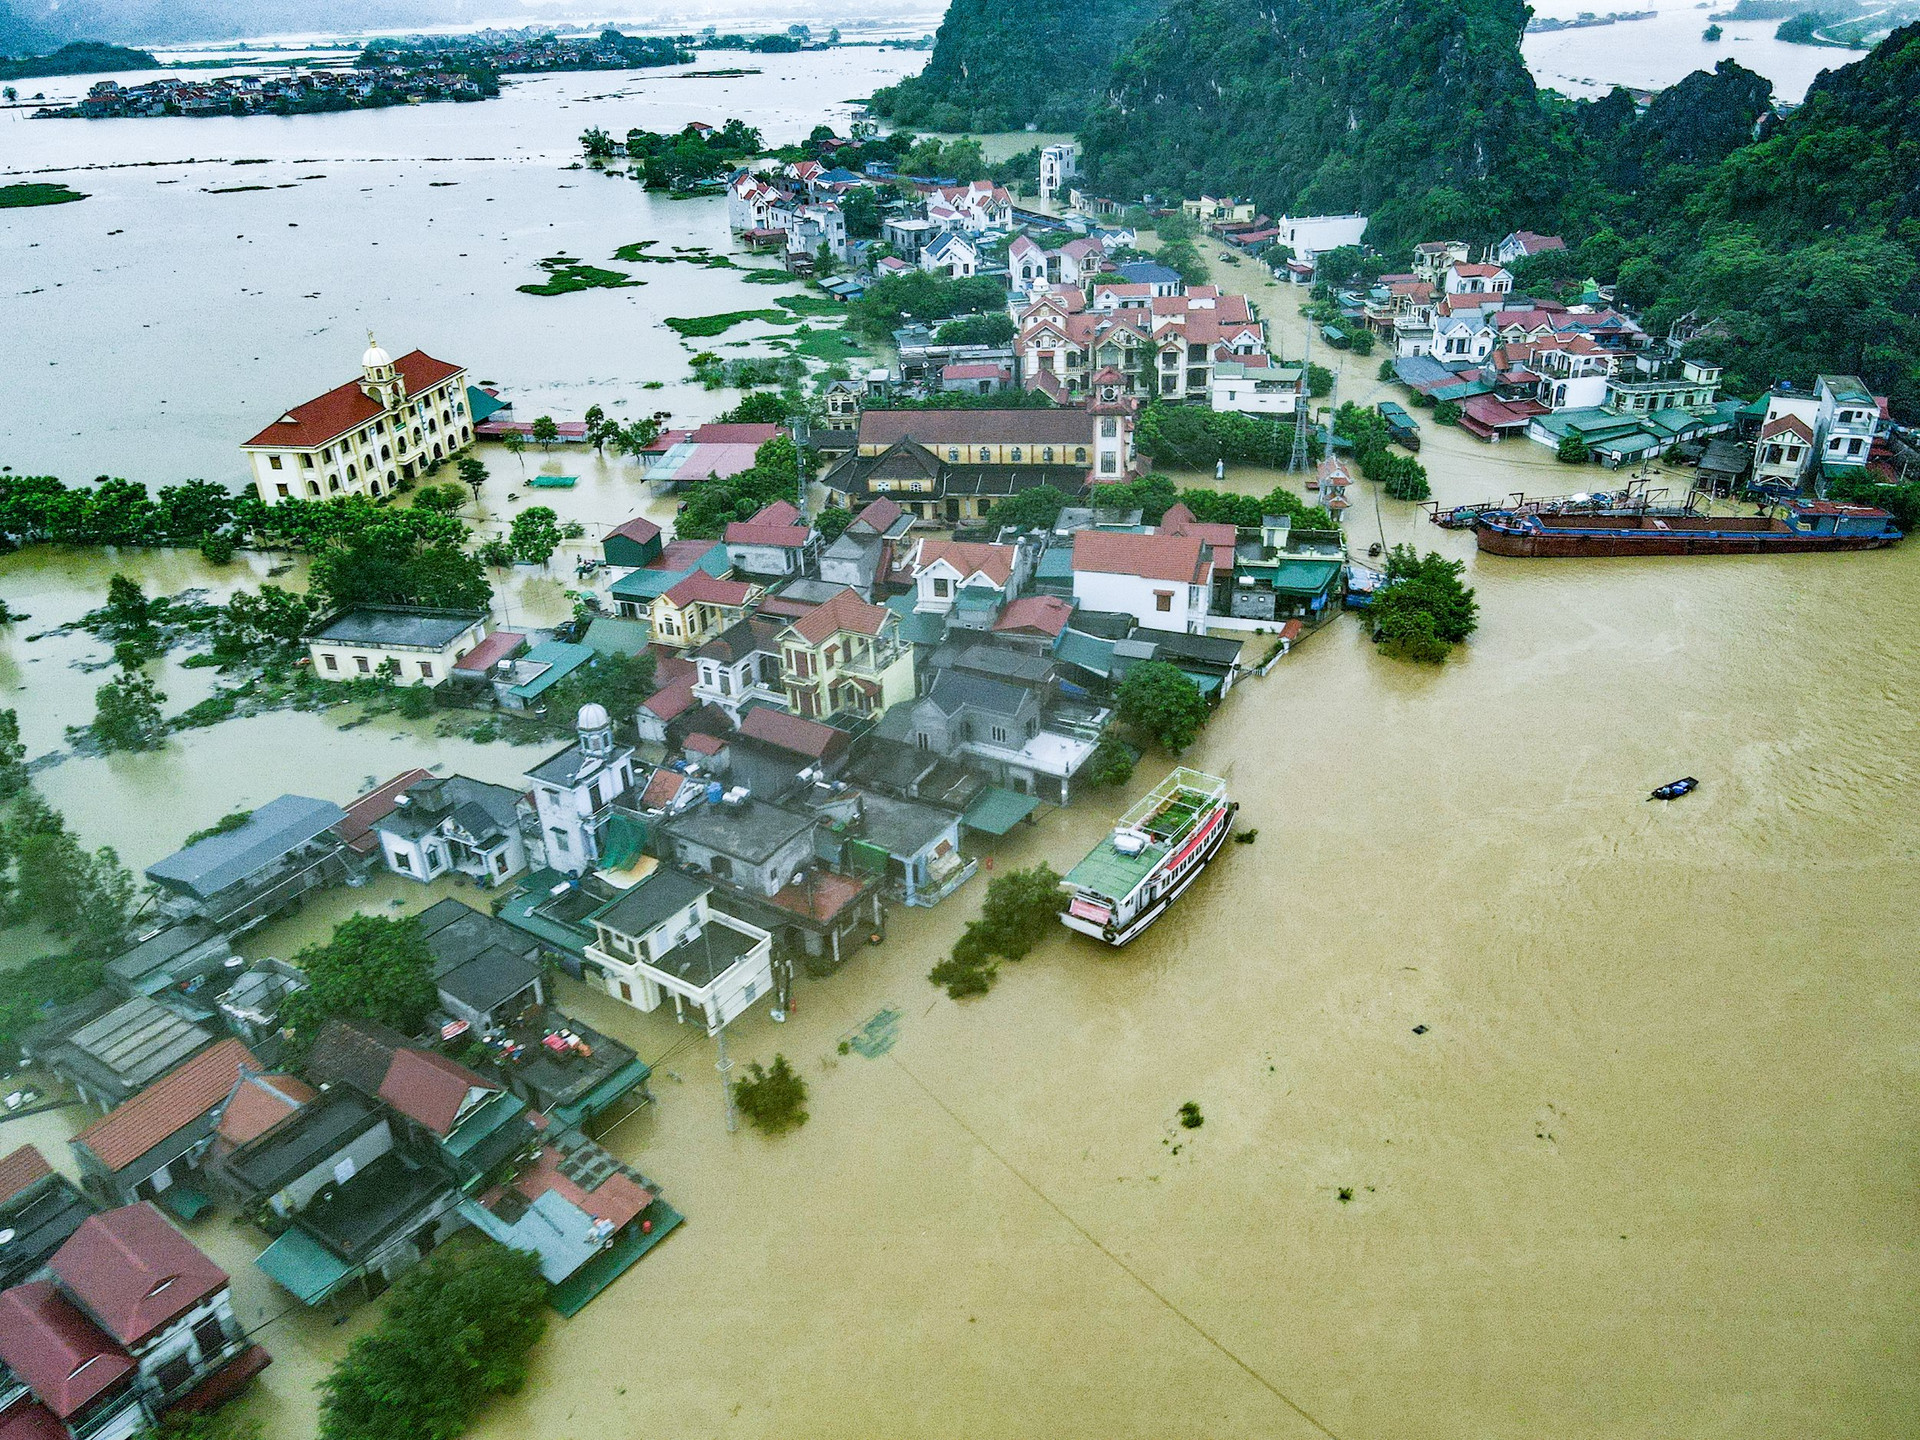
[787,414,812,522]
[1289,327,1313,472]
[713,1020,738,1133]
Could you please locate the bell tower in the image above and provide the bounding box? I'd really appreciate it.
[359,333,405,411]
[1087,367,1137,480]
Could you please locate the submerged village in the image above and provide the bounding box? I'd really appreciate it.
[1,18,1917,1440]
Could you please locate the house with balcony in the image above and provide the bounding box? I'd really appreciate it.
[1443,262,1513,297]
[524,707,637,876]
[691,616,787,725]
[777,587,916,720]
[819,497,914,597]
[1753,409,1817,489]
[876,670,1098,804]
[658,797,880,970]
[1412,240,1471,281]
[370,774,529,889]
[0,1203,269,1440]
[145,795,350,934]
[306,607,492,688]
[646,572,763,651]
[806,785,974,907]
[1815,374,1885,471]
[583,867,774,1030]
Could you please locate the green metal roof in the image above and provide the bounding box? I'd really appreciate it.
[1053,628,1116,676]
[1738,395,1769,419]
[443,1090,527,1160]
[1035,547,1075,578]
[962,786,1040,836]
[257,1226,353,1305]
[581,617,653,657]
[1244,557,1342,597]
[467,386,508,424]
[504,641,596,700]
[498,878,592,957]
[548,1199,683,1318]
[882,593,948,647]
[553,1056,653,1127]
[609,546,728,601]
[1064,833,1167,904]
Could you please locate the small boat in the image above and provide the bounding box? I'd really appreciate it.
[1648,777,1698,801]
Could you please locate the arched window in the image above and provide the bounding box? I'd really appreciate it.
[307,482,320,497]
[948,448,960,461]
[978,447,991,462]
[368,479,381,496]
[1042,447,1054,462]
[1009,447,1022,462]
[1074,447,1087,463]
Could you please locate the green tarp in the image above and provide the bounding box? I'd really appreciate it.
[846,838,891,877]
[600,812,647,871]
[158,1184,212,1222]
[963,787,1040,836]
[528,475,577,488]
[257,1227,353,1305]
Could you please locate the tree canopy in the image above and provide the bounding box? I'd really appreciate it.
[283,914,439,1043]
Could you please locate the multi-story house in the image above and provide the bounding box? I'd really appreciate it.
[1070,530,1213,635]
[778,588,916,720]
[1412,240,1471,281]
[243,337,471,504]
[786,202,848,263]
[1443,262,1513,298]
[647,571,763,650]
[690,617,786,725]
[724,500,816,580]
[892,539,1024,616]
[925,180,1014,231]
[524,706,636,875]
[582,868,775,1030]
[1492,230,1565,266]
[920,231,979,278]
[370,774,528,889]
[0,1203,269,1440]
[1815,373,1884,471]
[1753,393,1821,489]
[1014,286,1268,403]
[1038,142,1078,203]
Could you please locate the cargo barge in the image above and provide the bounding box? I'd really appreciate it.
[1475,499,1902,558]
[1059,769,1236,946]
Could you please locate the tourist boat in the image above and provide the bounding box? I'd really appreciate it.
[1649,777,1698,801]
[1474,499,1902,557]
[1059,768,1237,946]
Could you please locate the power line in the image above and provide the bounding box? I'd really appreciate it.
[887,1053,1349,1440]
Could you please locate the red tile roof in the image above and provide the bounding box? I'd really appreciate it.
[214,1073,315,1149]
[0,1144,53,1205]
[73,1039,258,1174]
[662,572,757,609]
[641,769,688,809]
[725,499,811,548]
[50,1204,229,1347]
[765,869,867,924]
[853,497,905,533]
[682,732,727,756]
[491,1144,651,1231]
[787,587,891,645]
[243,350,462,449]
[901,539,1017,588]
[1760,415,1814,443]
[993,595,1074,637]
[0,1397,68,1440]
[642,677,696,722]
[650,539,724,574]
[0,1283,133,1420]
[450,629,525,675]
[738,707,844,759]
[605,516,662,546]
[941,363,1012,380]
[1450,263,1508,279]
[1071,530,1209,584]
[688,423,781,445]
[333,768,436,853]
[379,1049,497,1138]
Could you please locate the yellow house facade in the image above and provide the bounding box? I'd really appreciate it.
[649,573,763,650]
[778,589,915,720]
[306,607,491,686]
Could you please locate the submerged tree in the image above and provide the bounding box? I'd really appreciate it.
[735,1054,809,1133]
[283,914,438,1043]
[91,668,166,752]
[1115,661,1211,755]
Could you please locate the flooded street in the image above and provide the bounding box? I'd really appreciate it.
[2,37,1916,1440]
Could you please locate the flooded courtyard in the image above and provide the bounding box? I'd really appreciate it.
[1,37,1916,1440]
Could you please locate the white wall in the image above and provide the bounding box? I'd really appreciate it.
[1072,570,1205,633]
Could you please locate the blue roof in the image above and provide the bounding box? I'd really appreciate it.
[1116,261,1181,285]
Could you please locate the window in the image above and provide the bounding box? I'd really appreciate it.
[418,662,433,679]
[710,855,733,879]
[1043,447,1054,462]
[1010,447,1021,462]
[155,1352,196,1397]
[192,1315,229,1363]
[301,454,314,468]
[932,577,951,598]
[1154,591,1173,612]
[1075,447,1087,463]
[979,447,991,462]
[276,483,290,498]
[948,447,960,461]
[1100,418,1117,438]
[354,655,371,673]
[549,828,570,853]
[991,725,1010,742]
[268,454,283,470]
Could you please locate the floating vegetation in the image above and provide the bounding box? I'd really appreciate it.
[742,268,801,284]
[0,182,88,208]
[204,184,271,194]
[776,294,846,317]
[1178,1101,1204,1130]
[518,256,642,296]
[612,239,739,268]
[665,309,796,337]
[772,325,868,363]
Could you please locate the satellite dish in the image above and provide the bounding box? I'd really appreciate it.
[0,1229,15,1246]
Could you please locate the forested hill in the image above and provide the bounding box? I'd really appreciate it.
[1081,0,1583,245]
[867,0,1164,131]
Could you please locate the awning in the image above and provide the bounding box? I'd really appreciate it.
[963,787,1040,836]
[158,1183,213,1222]
[554,1057,653,1127]
[256,1227,353,1305]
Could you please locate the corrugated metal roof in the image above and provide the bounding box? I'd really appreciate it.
[146,795,346,898]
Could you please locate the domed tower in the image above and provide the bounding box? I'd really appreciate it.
[359,332,405,410]
[576,702,614,758]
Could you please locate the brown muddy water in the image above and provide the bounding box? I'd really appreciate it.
[2,61,1916,1440]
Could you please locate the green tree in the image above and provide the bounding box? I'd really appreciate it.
[1557,433,1591,464]
[1433,399,1462,426]
[1371,544,1479,662]
[1085,733,1136,788]
[412,483,465,514]
[581,125,616,160]
[91,668,166,752]
[0,709,27,799]
[986,484,1069,531]
[930,862,1064,998]
[318,1243,548,1440]
[508,506,563,565]
[530,415,561,445]
[283,914,439,1042]
[815,505,854,543]
[307,520,492,614]
[457,454,489,503]
[502,430,528,472]
[1347,327,1375,357]
[583,404,613,456]
[1115,660,1211,754]
[735,1053,809,1133]
[3,792,137,961]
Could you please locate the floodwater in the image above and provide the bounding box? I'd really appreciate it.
[1522,0,1847,102]
[1,40,1916,1440]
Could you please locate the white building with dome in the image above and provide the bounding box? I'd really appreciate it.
[241,334,472,504]
[523,705,638,876]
